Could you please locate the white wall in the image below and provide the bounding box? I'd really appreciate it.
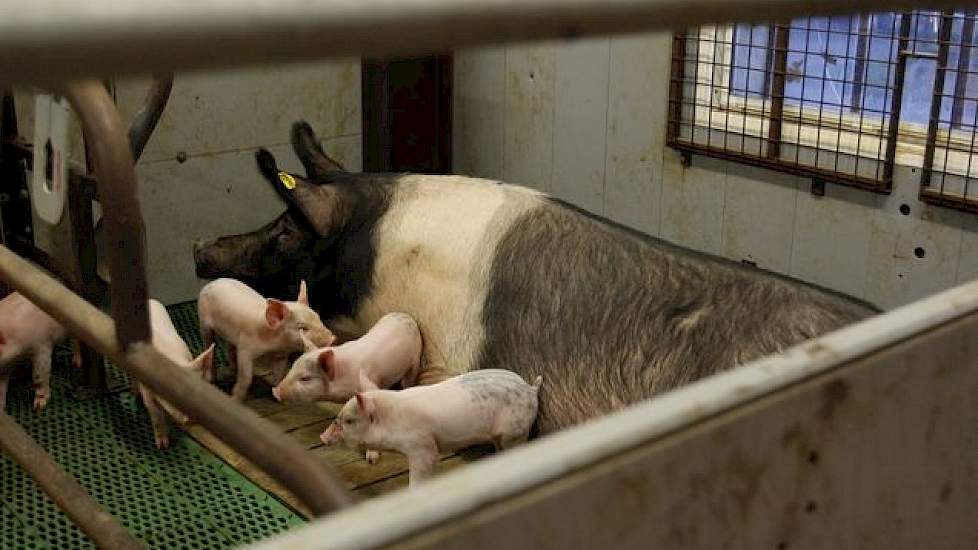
[17,59,361,305]
[116,60,362,304]
[453,33,978,310]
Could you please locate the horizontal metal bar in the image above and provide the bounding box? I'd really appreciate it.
[0,244,353,516]
[899,49,939,59]
[1,0,976,83]
[667,140,893,194]
[919,188,978,213]
[0,412,144,549]
[251,278,978,550]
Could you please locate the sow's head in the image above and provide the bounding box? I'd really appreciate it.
[192,121,391,315]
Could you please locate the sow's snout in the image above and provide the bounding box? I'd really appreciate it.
[192,238,222,279]
[192,234,265,281]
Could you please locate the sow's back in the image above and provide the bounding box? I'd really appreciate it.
[479,197,877,431]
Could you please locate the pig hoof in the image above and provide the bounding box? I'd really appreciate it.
[155,435,170,450]
[365,450,380,465]
[33,394,49,411]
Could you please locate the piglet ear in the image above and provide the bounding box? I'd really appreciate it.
[265,299,288,329]
[354,392,377,422]
[296,280,309,305]
[318,349,335,380]
[191,343,216,377]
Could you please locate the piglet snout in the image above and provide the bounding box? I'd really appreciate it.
[320,424,340,446]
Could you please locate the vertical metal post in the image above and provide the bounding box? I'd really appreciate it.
[951,12,976,128]
[851,14,872,113]
[127,75,174,162]
[921,11,954,186]
[668,32,687,143]
[62,81,151,349]
[883,12,914,185]
[767,23,790,160]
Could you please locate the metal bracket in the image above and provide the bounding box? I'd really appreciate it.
[811,178,825,197]
[680,150,692,167]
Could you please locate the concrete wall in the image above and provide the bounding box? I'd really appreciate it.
[453,34,978,310]
[17,58,361,305]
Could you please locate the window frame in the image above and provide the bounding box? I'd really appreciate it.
[668,11,978,206]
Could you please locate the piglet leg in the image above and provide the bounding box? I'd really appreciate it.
[355,374,382,463]
[141,389,170,450]
[31,345,53,411]
[70,339,82,369]
[200,323,214,351]
[230,349,254,401]
[0,375,9,412]
[269,356,290,385]
[406,439,439,487]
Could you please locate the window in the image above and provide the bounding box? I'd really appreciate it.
[668,11,978,212]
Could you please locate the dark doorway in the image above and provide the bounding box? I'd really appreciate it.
[362,55,452,174]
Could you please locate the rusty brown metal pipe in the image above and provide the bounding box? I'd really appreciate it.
[5,80,352,517]
[0,412,144,549]
[62,80,151,349]
[127,74,173,162]
[0,244,353,514]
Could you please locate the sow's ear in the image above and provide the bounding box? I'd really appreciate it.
[255,148,345,237]
[291,121,346,178]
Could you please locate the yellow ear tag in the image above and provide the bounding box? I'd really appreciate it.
[278,172,296,190]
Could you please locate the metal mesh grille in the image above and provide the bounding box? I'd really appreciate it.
[669,11,978,205]
[0,302,304,549]
[919,11,978,212]
[669,14,906,192]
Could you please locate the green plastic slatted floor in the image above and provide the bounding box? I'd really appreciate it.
[0,302,305,549]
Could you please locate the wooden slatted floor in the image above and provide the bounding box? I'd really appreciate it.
[160,301,482,517]
[186,384,478,518]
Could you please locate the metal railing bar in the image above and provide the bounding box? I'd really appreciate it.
[127,74,174,162]
[62,80,151,349]
[0,412,144,549]
[2,0,977,83]
[0,244,353,516]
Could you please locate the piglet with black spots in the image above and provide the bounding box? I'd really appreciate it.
[320,369,542,486]
[0,291,80,412]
